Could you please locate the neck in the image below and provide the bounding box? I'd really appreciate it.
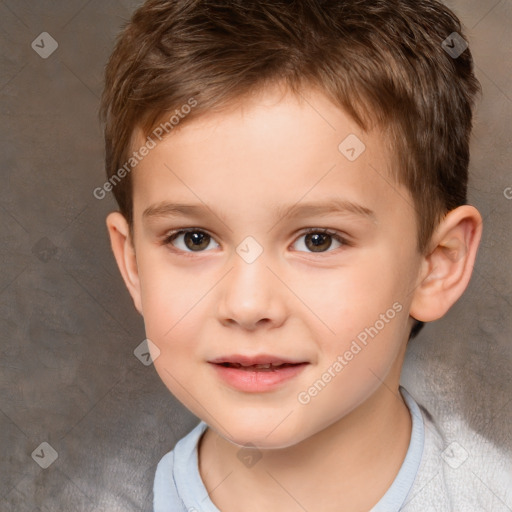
[199,383,412,512]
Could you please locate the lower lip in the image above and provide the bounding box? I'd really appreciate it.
[209,362,309,392]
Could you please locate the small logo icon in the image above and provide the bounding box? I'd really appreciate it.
[441,441,469,469]
[236,236,263,264]
[442,32,468,59]
[338,134,366,162]
[237,443,263,468]
[134,338,161,366]
[31,32,59,59]
[442,243,467,263]
[31,442,58,469]
[32,237,58,262]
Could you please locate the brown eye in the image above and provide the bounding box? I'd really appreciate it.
[183,231,211,251]
[165,229,219,252]
[293,229,346,253]
[305,232,333,252]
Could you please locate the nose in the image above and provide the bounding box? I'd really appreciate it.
[216,251,288,331]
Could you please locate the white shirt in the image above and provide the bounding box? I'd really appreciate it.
[153,387,512,511]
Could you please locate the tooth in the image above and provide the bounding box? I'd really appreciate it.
[226,362,291,369]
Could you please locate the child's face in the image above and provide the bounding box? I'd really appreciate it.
[128,85,423,448]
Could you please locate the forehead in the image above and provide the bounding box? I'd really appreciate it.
[130,86,411,227]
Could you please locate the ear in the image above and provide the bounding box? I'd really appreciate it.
[409,205,483,322]
[106,212,143,315]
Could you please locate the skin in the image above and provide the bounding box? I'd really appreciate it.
[107,83,482,511]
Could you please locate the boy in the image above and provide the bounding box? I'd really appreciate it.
[100,0,510,510]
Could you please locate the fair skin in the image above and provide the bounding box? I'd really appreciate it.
[107,84,482,511]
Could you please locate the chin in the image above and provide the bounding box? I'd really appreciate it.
[228,431,303,450]
[211,413,308,450]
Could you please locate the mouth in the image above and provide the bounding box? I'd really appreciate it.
[208,354,309,392]
[215,361,305,371]
[208,354,308,369]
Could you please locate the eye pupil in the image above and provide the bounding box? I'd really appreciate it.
[184,231,210,251]
[170,229,341,254]
[305,233,332,252]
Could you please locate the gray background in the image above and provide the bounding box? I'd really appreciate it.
[0,1,510,511]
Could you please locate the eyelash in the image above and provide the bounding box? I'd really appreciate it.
[296,228,350,251]
[161,227,351,254]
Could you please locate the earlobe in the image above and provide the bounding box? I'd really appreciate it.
[106,212,143,315]
[409,205,482,323]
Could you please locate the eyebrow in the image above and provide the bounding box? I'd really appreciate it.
[142,198,376,222]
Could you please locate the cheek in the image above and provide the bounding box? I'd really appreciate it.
[137,251,204,338]
[139,259,209,408]
[136,261,210,409]
[300,251,411,376]
[297,254,400,333]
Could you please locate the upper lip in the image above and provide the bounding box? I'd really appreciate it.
[208,354,308,365]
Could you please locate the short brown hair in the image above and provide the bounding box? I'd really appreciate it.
[100,0,481,338]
